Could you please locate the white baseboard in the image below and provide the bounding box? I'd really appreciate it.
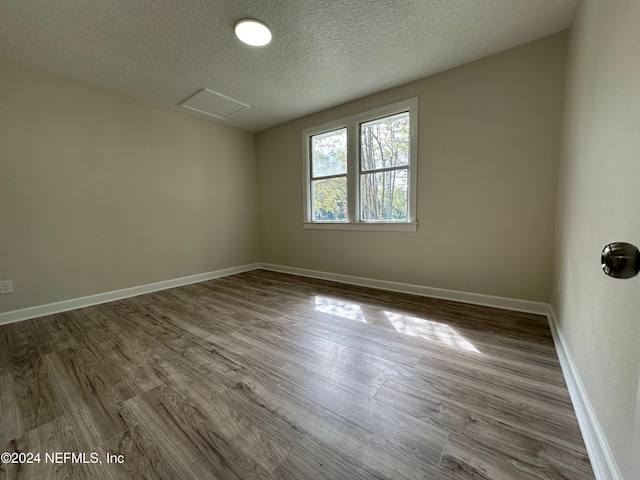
[0,263,261,326]
[259,263,549,315]
[547,306,622,480]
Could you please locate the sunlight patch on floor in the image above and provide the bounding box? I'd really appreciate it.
[384,311,480,353]
[314,296,366,323]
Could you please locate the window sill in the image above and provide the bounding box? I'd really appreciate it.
[303,222,417,232]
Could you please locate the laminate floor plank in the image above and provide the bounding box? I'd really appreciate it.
[237,321,349,359]
[0,270,594,479]
[271,435,453,480]
[283,308,399,346]
[124,383,272,480]
[270,437,375,480]
[337,345,571,416]
[177,379,301,473]
[235,334,387,397]
[42,347,130,447]
[271,316,397,355]
[441,432,594,480]
[119,315,248,385]
[194,278,304,314]
[231,375,439,480]
[375,379,585,449]
[388,313,559,360]
[63,308,165,404]
[413,350,572,406]
[61,307,114,346]
[391,333,566,387]
[128,287,246,339]
[27,313,78,355]
[119,315,249,389]
[183,281,292,319]
[232,322,346,361]
[1,329,10,449]
[99,424,190,480]
[2,414,111,480]
[121,295,236,347]
[372,380,592,478]
[1,323,65,444]
[236,349,449,466]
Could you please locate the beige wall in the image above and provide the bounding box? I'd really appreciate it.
[552,1,640,476]
[256,33,567,302]
[634,377,640,476]
[0,58,260,313]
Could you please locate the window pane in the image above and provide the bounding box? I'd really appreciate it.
[311,128,347,178]
[360,169,408,221]
[312,177,348,221]
[360,112,409,171]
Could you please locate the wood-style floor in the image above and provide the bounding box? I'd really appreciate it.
[0,270,594,479]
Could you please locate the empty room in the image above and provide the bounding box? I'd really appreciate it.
[1,1,638,479]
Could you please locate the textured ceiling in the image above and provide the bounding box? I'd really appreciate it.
[0,0,578,132]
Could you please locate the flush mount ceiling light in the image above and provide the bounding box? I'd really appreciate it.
[234,19,272,46]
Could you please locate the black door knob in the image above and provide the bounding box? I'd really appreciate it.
[601,242,640,279]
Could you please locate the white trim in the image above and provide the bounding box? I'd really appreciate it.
[547,306,622,480]
[259,263,548,315]
[0,263,261,326]
[302,222,417,232]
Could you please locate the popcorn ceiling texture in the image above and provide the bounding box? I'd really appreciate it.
[0,0,577,132]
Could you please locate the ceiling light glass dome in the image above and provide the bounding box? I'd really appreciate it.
[234,19,272,47]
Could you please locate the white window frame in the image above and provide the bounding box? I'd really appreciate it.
[302,97,418,232]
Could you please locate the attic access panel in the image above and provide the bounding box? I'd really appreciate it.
[180,88,249,119]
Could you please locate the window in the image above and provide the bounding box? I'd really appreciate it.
[302,98,418,231]
[309,128,348,222]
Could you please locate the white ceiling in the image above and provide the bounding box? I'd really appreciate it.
[0,0,578,132]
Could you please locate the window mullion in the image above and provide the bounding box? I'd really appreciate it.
[311,173,348,181]
[361,165,408,175]
[347,119,358,223]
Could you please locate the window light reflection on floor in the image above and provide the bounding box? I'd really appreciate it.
[384,311,480,354]
[314,296,366,322]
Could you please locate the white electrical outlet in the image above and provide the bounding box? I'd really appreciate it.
[0,280,13,295]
